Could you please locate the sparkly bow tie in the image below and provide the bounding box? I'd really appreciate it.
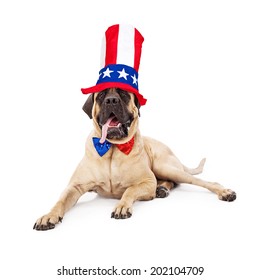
[92,137,135,157]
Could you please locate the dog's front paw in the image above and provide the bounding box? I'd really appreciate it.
[218,189,237,202]
[111,203,132,219]
[33,213,63,231]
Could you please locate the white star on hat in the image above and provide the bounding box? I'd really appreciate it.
[131,74,138,85]
[117,68,129,80]
[102,67,114,78]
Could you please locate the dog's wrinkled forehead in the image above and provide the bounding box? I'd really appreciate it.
[82,88,140,119]
[96,88,131,106]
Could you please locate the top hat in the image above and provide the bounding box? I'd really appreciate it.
[81,24,147,106]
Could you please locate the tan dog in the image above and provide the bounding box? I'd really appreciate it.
[33,88,236,230]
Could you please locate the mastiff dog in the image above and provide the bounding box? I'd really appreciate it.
[33,88,236,230]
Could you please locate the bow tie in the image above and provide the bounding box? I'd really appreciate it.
[92,137,135,157]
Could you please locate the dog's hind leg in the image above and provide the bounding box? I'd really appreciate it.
[154,161,236,202]
[155,158,206,198]
[156,180,175,198]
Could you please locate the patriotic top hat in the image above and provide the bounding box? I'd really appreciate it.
[81,24,147,106]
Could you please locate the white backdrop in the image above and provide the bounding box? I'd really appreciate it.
[1,0,259,279]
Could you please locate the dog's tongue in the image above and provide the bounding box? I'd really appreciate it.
[99,117,117,144]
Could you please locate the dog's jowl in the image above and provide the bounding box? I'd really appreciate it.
[34,24,236,231]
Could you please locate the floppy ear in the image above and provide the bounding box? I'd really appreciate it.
[134,95,141,117]
[82,94,94,119]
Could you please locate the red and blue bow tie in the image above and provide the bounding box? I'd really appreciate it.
[92,137,135,157]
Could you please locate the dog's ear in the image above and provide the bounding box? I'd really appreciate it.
[82,94,94,119]
[134,95,141,117]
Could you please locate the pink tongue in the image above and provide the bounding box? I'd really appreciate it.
[99,117,114,144]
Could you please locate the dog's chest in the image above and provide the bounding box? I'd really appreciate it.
[93,155,139,198]
[109,160,133,196]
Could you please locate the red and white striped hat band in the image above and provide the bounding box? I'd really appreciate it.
[81,24,147,106]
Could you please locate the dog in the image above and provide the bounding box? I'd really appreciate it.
[33,88,236,230]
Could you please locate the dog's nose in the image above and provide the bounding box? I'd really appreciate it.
[105,96,120,105]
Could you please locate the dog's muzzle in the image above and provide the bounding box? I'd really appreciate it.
[98,93,133,143]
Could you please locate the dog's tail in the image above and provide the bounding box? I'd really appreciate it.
[183,158,206,175]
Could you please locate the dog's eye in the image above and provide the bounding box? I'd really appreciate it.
[116,88,130,104]
[96,91,106,103]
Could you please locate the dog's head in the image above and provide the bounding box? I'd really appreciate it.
[82,88,140,144]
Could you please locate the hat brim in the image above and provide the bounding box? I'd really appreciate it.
[81,82,147,106]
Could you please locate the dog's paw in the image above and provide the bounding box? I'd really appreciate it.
[33,214,63,231]
[156,186,170,198]
[111,203,132,219]
[218,189,237,202]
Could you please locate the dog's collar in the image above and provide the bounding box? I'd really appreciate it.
[92,137,135,157]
